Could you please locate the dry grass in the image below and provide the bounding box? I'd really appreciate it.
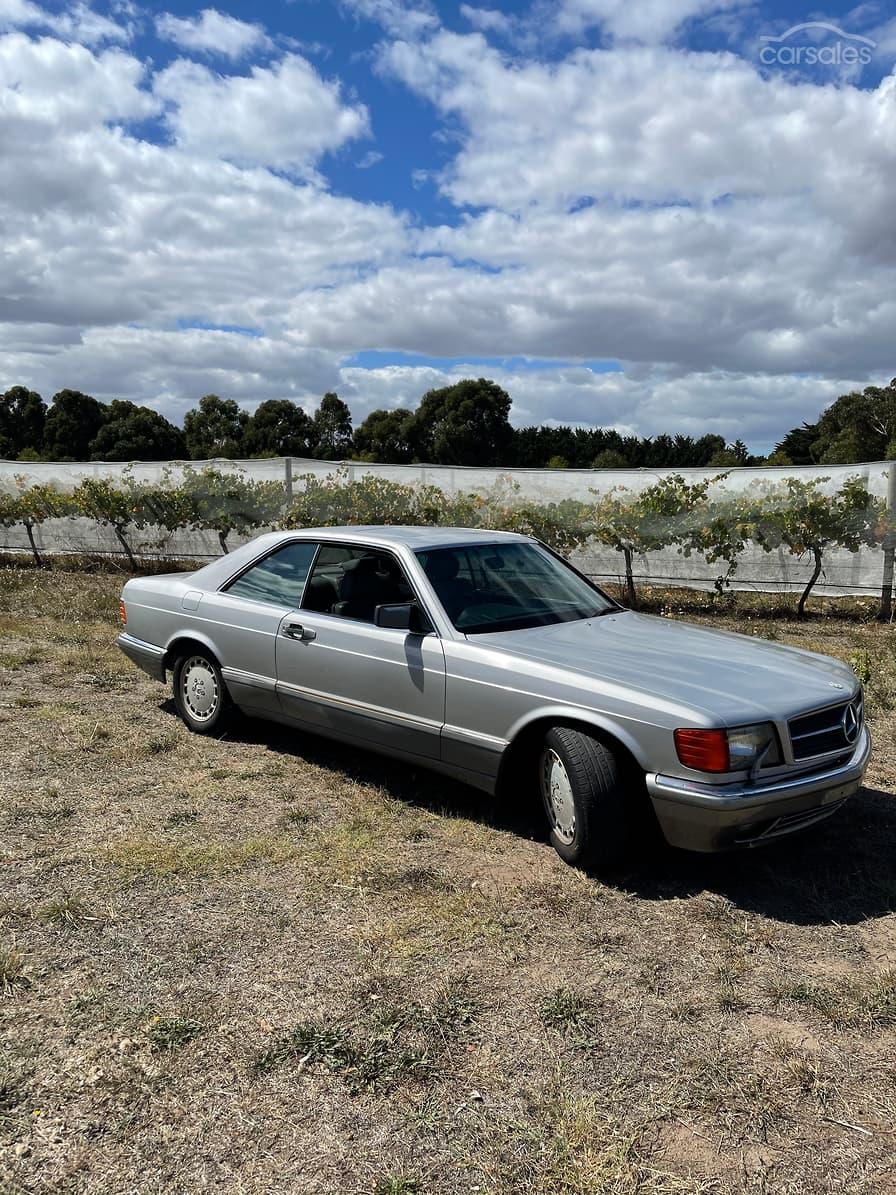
[2,563,896,1194]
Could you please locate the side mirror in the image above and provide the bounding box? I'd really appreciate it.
[374,602,431,633]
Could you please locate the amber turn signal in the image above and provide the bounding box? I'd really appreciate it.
[674,728,729,772]
[119,600,127,626]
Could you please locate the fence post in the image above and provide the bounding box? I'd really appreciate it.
[880,462,896,622]
[284,457,293,504]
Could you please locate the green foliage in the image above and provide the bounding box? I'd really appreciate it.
[89,400,186,461]
[353,408,414,463]
[446,478,589,555]
[183,394,248,459]
[591,449,629,469]
[281,469,447,529]
[776,378,896,465]
[2,479,72,566]
[180,466,285,551]
[407,378,513,466]
[708,439,750,467]
[43,390,107,460]
[682,485,753,593]
[0,386,46,458]
[72,472,165,568]
[751,475,885,615]
[311,392,353,459]
[146,1014,203,1052]
[244,399,313,457]
[0,461,889,618]
[587,474,718,606]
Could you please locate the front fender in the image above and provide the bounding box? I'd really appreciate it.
[503,704,652,771]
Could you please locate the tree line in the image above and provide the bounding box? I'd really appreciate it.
[1,376,895,468]
[0,466,888,618]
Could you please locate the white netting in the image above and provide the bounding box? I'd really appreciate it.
[0,455,892,597]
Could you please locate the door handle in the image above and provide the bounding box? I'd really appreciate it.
[283,622,316,642]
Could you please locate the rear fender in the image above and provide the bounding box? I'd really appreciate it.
[163,629,223,670]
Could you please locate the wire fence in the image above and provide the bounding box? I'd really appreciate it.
[1,455,894,604]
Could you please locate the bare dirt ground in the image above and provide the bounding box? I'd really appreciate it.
[1,564,896,1195]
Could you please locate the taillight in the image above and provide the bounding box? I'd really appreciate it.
[119,600,127,626]
[674,728,729,772]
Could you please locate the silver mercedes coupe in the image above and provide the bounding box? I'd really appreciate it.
[117,526,870,867]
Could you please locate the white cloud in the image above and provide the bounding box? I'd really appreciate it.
[154,54,370,172]
[50,1,132,44]
[459,5,515,35]
[155,8,272,59]
[0,32,155,126]
[339,0,438,38]
[0,32,405,340]
[555,0,743,42]
[380,34,896,213]
[1,11,895,453]
[0,317,865,449]
[0,0,44,30]
[0,0,131,41]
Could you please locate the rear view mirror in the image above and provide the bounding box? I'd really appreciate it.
[374,602,431,633]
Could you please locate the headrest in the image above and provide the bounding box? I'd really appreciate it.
[425,552,459,582]
[340,554,381,575]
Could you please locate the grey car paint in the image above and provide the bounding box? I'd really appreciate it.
[117,525,871,853]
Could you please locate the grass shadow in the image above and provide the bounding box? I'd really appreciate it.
[606,786,896,926]
[160,699,896,928]
[168,702,545,841]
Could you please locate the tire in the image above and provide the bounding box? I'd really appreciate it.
[172,650,231,735]
[539,726,631,868]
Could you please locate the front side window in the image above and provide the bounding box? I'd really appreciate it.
[302,544,414,623]
[224,541,318,607]
[417,542,616,633]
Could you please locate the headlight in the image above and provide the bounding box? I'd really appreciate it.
[674,723,780,773]
[728,723,779,767]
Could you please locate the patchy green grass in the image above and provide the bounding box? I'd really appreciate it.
[103,834,300,877]
[145,1015,204,1053]
[37,895,91,926]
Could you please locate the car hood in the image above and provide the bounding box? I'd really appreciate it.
[472,611,859,724]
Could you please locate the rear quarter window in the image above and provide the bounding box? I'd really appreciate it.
[224,541,318,607]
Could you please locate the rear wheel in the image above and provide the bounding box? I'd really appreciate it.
[539,726,631,868]
[173,651,231,734]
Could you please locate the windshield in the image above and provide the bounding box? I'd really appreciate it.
[417,542,618,634]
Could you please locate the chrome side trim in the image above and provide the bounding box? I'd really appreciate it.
[646,728,870,810]
[442,725,507,751]
[276,678,443,734]
[220,666,276,693]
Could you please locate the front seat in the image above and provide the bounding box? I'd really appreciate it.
[302,573,339,613]
[333,555,386,621]
[422,552,475,621]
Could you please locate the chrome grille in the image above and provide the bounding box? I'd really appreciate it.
[788,694,863,761]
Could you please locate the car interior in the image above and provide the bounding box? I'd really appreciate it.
[301,545,414,623]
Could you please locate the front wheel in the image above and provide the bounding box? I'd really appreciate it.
[539,726,631,868]
[173,651,231,734]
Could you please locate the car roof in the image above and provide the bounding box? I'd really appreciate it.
[284,525,532,550]
[188,525,533,590]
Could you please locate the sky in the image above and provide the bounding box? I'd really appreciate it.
[0,0,895,450]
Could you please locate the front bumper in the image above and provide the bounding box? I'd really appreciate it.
[117,632,167,683]
[646,727,871,852]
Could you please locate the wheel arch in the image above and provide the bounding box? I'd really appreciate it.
[162,631,223,674]
[495,706,647,799]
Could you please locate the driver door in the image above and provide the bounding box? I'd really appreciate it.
[275,542,446,761]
